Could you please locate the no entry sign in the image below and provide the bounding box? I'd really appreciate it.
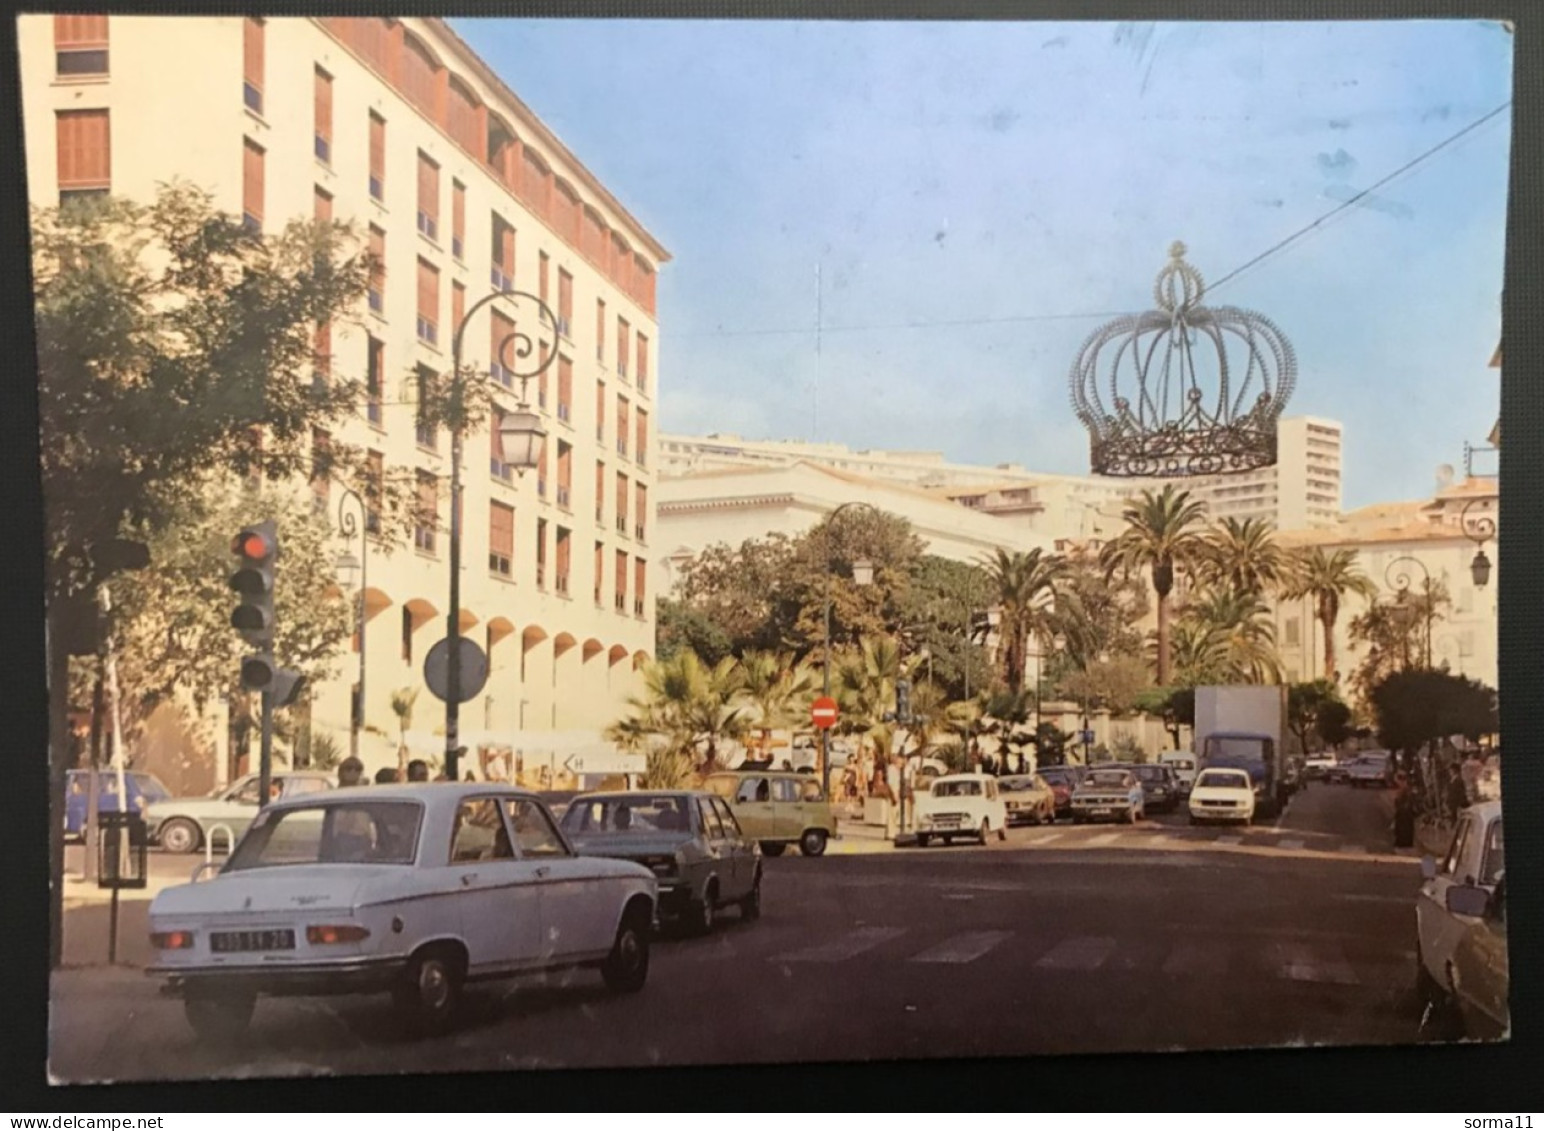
[811,696,839,730]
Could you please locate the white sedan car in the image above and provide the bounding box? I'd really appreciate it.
[914,773,1008,846]
[146,784,658,1040]
[1188,768,1256,826]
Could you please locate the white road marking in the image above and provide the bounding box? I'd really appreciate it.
[771,927,906,964]
[908,931,1012,965]
[1216,834,1244,846]
[1272,941,1359,985]
[1032,832,1066,845]
[1276,837,1307,851]
[1035,936,1117,971]
[1162,940,1228,977]
[1085,832,1122,847]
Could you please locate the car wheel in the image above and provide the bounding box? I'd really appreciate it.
[601,910,651,994]
[760,842,787,858]
[799,830,828,858]
[159,818,202,856]
[998,823,1007,842]
[393,947,465,1036]
[688,882,718,936]
[740,870,762,920]
[183,988,255,1042]
[916,833,931,848]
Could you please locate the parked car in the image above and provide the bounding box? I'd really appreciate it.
[1036,766,1083,820]
[997,774,1057,827]
[1115,763,1181,814]
[1071,768,1145,825]
[561,790,761,934]
[1445,874,1508,1040]
[1304,754,1337,782]
[1347,753,1393,788]
[914,773,1008,847]
[1157,751,1197,795]
[1325,757,1354,785]
[65,769,172,841]
[144,771,336,854]
[1417,800,1505,1039]
[146,784,657,1041]
[537,790,581,820]
[704,770,837,857]
[1188,767,1256,826]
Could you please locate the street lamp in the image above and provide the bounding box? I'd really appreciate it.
[444,289,556,782]
[336,487,368,766]
[1385,555,1433,670]
[1460,498,1496,588]
[818,501,879,802]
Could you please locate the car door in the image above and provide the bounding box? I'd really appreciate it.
[502,796,614,963]
[712,796,756,893]
[693,796,739,900]
[734,776,777,841]
[216,776,265,843]
[1419,812,1476,983]
[447,796,543,975]
[771,777,804,840]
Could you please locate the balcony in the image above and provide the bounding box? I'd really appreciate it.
[633,598,645,617]
[536,564,546,589]
[614,593,627,612]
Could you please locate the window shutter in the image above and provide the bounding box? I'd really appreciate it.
[56,15,108,47]
[559,357,573,407]
[243,18,264,98]
[616,550,628,602]
[242,139,264,225]
[452,282,465,333]
[56,109,110,189]
[490,503,515,559]
[315,69,333,149]
[635,557,646,606]
[369,113,385,189]
[452,181,466,249]
[417,258,439,326]
[617,473,628,522]
[417,152,438,227]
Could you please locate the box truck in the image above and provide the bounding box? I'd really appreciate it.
[1193,685,1294,819]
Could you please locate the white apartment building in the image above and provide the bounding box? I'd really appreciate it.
[22,15,667,781]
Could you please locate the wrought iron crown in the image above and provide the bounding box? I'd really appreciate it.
[1070,242,1297,478]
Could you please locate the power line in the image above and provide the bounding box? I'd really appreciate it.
[672,101,1512,340]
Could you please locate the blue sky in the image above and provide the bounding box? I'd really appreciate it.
[452,18,1513,510]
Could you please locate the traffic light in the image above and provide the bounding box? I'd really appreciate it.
[229,520,277,649]
[896,678,913,726]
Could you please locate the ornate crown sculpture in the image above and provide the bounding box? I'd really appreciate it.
[1070,242,1297,478]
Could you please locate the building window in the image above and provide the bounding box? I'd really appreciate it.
[556,441,572,509]
[491,215,515,291]
[451,180,466,261]
[634,482,647,542]
[242,138,264,232]
[596,381,606,444]
[366,337,385,425]
[596,299,606,363]
[617,317,630,379]
[314,68,333,163]
[367,225,386,314]
[594,541,605,605]
[416,258,440,346]
[535,518,548,588]
[615,549,628,612]
[417,152,439,242]
[637,334,649,395]
[489,502,514,577]
[557,356,573,423]
[490,409,512,481]
[616,472,629,535]
[415,366,437,449]
[415,471,438,554]
[55,15,108,77]
[243,17,264,114]
[490,311,515,387]
[595,460,606,524]
[636,408,648,468]
[537,443,548,498]
[634,557,647,617]
[617,397,630,458]
[555,527,571,595]
[55,109,110,204]
[557,269,573,336]
[368,112,386,202]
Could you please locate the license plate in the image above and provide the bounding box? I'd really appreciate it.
[210,929,296,953]
[936,820,960,829]
[1091,808,1112,816]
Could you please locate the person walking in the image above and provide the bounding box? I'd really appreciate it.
[338,756,366,789]
[1444,763,1468,825]
[406,759,430,783]
[374,767,401,784]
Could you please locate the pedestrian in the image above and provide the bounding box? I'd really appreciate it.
[1462,750,1483,804]
[337,756,366,788]
[1392,771,1416,849]
[1444,763,1468,824]
[407,759,430,782]
[374,767,400,785]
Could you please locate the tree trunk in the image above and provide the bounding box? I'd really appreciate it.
[47,608,74,970]
[1320,605,1337,682]
[1155,593,1172,686]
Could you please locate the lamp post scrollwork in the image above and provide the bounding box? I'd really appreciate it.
[335,486,368,765]
[1460,498,1496,588]
[1384,555,1433,670]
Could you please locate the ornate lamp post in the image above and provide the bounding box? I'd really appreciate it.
[1385,555,1434,670]
[1071,241,1296,478]
[335,485,368,765]
[444,289,555,782]
[1460,498,1496,588]
[818,501,878,802]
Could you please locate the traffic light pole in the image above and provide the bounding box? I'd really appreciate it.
[258,688,274,810]
[445,420,465,783]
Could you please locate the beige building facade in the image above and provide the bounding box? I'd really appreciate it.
[22,15,667,779]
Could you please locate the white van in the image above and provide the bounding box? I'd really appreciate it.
[1158,751,1198,794]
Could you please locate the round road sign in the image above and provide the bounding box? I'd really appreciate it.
[811,696,839,730]
[424,637,490,704]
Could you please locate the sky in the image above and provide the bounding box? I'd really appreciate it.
[452,18,1513,511]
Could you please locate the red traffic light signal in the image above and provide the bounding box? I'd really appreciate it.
[230,520,278,647]
[232,530,275,561]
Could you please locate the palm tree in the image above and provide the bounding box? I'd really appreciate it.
[1282,547,1379,683]
[832,635,918,798]
[1160,621,1230,687]
[389,687,419,776]
[735,649,816,761]
[1199,517,1291,598]
[623,651,751,776]
[1100,485,1210,686]
[982,547,1071,693]
[1185,587,1283,683]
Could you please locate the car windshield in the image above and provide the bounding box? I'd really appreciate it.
[933,780,982,797]
[562,795,691,834]
[997,777,1036,792]
[1039,770,1076,787]
[128,773,170,799]
[225,802,422,870]
[1133,767,1167,782]
[1163,758,1194,771]
[1198,771,1251,789]
[1086,772,1129,788]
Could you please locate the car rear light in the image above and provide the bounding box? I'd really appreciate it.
[306,924,371,945]
[151,930,195,950]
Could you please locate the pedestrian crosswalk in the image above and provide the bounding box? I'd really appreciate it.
[1003,823,1393,858]
[760,925,1411,990]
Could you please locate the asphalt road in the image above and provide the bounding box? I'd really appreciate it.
[49,781,1431,1082]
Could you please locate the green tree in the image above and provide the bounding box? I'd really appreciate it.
[1369,669,1497,755]
[1287,680,1342,755]
[1057,655,1151,717]
[672,534,803,655]
[1099,485,1211,685]
[655,596,735,666]
[1281,547,1379,683]
[982,547,1073,694]
[897,555,996,700]
[1135,686,1195,751]
[1348,578,1451,705]
[1180,587,1283,683]
[1198,517,1291,597]
[735,650,816,760]
[832,635,919,796]
[1046,545,1150,681]
[792,509,926,662]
